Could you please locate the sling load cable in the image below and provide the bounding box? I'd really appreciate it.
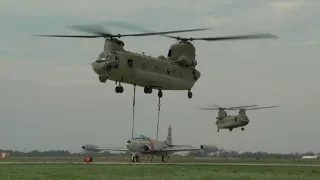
[156,96,161,141]
[131,84,136,138]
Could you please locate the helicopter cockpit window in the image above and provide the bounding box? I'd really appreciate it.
[95,53,111,63]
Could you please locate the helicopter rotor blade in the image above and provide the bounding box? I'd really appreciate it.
[160,33,278,42]
[67,24,113,37]
[244,105,280,110]
[198,108,220,110]
[207,105,258,110]
[31,35,101,38]
[226,105,259,110]
[192,33,278,41]
[32,24,211,39]
[120,28,211,37]
[101,21,211,40]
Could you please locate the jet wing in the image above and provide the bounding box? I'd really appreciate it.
[160,146,201,152]
[96,146,129,151]
[82,144,128,152]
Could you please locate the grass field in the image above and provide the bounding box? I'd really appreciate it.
[0,164,319,180]
[1,156,320,164]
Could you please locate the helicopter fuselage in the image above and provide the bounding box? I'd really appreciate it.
[91,51,201,91]
[216,115,249,130]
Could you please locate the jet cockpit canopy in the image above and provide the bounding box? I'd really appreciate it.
[132,135,150,140]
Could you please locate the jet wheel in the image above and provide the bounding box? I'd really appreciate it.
[241,127,244,131]
[188,91,193,99]
[158,90,163,98]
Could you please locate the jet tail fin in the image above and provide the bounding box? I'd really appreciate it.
[165,125,172,146]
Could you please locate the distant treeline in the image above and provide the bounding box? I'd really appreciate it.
[0,149,319,159]
[190,150,319,159]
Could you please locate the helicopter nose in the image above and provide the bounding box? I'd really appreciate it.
[91,62,100,74]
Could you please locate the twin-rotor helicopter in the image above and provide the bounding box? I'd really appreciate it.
[199,105,280,132]
[34,23,278,99]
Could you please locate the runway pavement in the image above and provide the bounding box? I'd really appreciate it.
[0,161,320,166]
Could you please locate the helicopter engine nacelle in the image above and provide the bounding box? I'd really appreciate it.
[176,55,197,67]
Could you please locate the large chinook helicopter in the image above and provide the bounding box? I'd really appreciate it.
[198,105,280,132]
[34,24,277,99]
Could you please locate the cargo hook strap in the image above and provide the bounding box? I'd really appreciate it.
[156,97,161,141]
[131,85,136,138]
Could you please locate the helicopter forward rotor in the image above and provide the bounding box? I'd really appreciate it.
[100,21,278,42]
[198,104,258,110]
[198,105,279,111]
[32,24,211,39]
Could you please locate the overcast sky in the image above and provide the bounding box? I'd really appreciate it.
[0,0,319,154]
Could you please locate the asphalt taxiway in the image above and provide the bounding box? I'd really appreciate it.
[0,162,319,167]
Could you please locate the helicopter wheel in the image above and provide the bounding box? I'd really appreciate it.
[188,91,193,99]
[241,127,244,131]
[144,86,152,94]
[158,90,163,98]
[115,86,123,93]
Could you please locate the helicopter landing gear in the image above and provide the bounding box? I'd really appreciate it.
[144,86,152,94]
[115,86,123,93]
[158,90,163,98]
[115,82,123,93]
[188,90,193,99]
[99,76,107,83]
[241,127,244,131]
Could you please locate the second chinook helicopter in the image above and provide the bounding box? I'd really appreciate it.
[34,24,277,99]
[198,105,280,132]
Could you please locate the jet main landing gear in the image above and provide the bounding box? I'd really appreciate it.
[161,156,167,163]
[131,155,139,162]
